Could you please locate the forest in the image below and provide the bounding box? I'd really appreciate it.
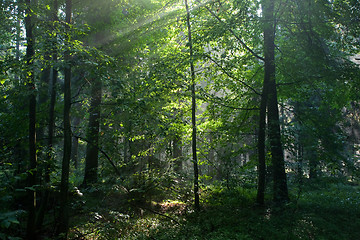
[1,0,360,239]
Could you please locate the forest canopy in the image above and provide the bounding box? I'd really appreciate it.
[1,0,360,239]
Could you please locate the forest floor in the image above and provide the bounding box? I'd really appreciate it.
[68,178,360,240]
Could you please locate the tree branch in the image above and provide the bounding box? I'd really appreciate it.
[138,204,181,225]
[204,54,261,95]
[199,89,259,110]
[200,2,265,62]
[57,125,122,177]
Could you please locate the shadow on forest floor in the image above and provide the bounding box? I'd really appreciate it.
[68,178,360,240]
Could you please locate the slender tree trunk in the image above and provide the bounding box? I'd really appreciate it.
[14,1,25,183]
[57,0,72,237]
[37,62,51,141]
[71,104,81,169]
[24,0,37,238]
[47,68,58,182]
[185,0,199,210]
[47,0,59,182]
[256,79,268,206]
[83,79,102,185]
[308,145,318,179]
[36,0,58,230]
[173,136,182,172]
[262,0,289,203]
[124,114,132,169]
[71,120,80,169]
[297,143,304,180]
[15,2,21,78]
[208,134,215,178]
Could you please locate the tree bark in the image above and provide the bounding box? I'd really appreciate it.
[83,79,102,185]
[25,0,37,238]
[262,0,289,203]
[57,0,72,237]
[71,114,81,169]
[173,136,182,172]
[256,78,268,206]
[36,0,59,230]
[185,0,199,210]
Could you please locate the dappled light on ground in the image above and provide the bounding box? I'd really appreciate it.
[67,179,360,239]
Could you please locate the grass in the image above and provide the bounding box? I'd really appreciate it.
[68,178,360,239]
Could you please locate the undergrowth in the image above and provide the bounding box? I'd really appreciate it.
[68,178,360,239]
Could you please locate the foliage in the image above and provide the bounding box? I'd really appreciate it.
[0,0,360,238]
[66,179,360,239]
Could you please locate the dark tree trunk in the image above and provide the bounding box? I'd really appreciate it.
[37,66,51,148]
[47,66,58,182]
[173,136,182,172]
[83,79,102,185]
[207,134,216,179]
[262,0,289,203]
[13,2,24,184]
[185,0,199,210]
[57,0,72,237]
[308,147,318,179]
[123,114,132,169]
[24,0,37,238]
[15,3,21,64]
[256,78,268,206]
[71,135,79,169]
[36,0,58,230]
[297,143,304,180]
[71,114,81,169]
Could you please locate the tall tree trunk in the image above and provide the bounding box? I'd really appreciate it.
[185,0,199,210]
[256,78,268,206]
[57,0,72,237]
[262,0,289,203]
[36,0,59,230]
[83,79,102,185]
[37,62,51,146]
[14,1,25,187]
[15,2,21,78]
[25,0,37,238]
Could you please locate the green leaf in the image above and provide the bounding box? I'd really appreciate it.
[1,220,11,228]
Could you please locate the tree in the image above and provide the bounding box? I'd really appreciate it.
[57,0,72,237]
[36,0,59,230]
[83,78,102,185]
[185,0,200,210]
[80,0,123,186]
[262,0,289,203]
[256,61,268,205]
[23,0,38,238]
[2,0,360,238]
[275,0,360,180]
